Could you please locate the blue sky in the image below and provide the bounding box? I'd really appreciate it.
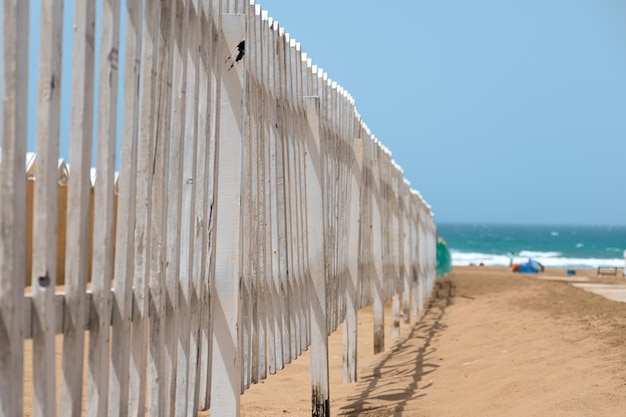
[26,0,626,226]
[261,0,626,226]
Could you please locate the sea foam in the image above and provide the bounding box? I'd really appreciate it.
[451,249,625,269]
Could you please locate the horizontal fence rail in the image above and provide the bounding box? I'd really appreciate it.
[0,1,437,416]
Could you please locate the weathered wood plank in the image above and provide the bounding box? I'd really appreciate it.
[197,0,222,409]
[147,1,173,416]
[209,12,246,417]
[301,55,313,351]
[109,1,141,416]
[31,0,64,414]
[391,167,401,339]
[410,192,420,316]
[293,41,308,354]
[86,0,120,416]
[127,1,162,415]
[304,95,330,417]
[371,141,385,354]
[59,1,96,415]
[0,2,29,415]
[266,19,285,374]
[282,34,298,362]
[343,137,363,383]
[175,0,198,412]
[286,32,298,363]
[162,0,187,413]
[275,26,291,367]
[186,0,212,412]
[417,198,426,313]
[252,4,268,383]
[241,2,256,390]
[401,180,412,324]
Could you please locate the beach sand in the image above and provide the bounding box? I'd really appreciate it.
[20,266,626,416]
[236,266,626,417]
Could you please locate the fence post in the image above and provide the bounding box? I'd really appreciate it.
[146,0,174,414]
[304,95,329,417]
[401,180,412,324]
[112,0,142,415]
[371,142,385,354]
[175,0,199,412]
[0,3,29,416]
[197,0,223,409]
[210,11,246,417]
[161,0,190,412]
[266,19,285,375]
[294,41,308,358]
[85,0,121,415]
[343,137,364,383]
[59,0,95,415]
[391,167,401,338]
[188,0,215,412]
[31,0,64,413]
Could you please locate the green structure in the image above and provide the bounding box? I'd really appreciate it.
[436,237,452,277]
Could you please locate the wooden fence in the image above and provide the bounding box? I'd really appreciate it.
[0,1,437,416]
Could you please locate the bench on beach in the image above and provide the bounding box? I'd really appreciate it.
[597,266,625,276]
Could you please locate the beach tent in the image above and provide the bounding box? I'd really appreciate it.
[436,237,452,277]
[515,258,544,274]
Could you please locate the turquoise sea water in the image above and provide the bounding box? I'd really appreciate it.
[436,223,626,269]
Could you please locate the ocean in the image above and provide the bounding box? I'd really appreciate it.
[436,223,626,269]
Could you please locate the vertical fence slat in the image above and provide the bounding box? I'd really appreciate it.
[267,20,285,374]
[417,201,426,313]
[131,0,159,410]
[162,0,187,412]
[0,2,29,416]
[253,5,268,383]
[175,0,197,412]
[262,14,279,377]
[409,193,416,316]
[304,95,329,417]
[108,1,141,416]
[301,56,313,351]
[391,167,401,338]
[209,11,246,417]
[197,0,222,409]
[294,42,308,354]
[250,2,262,387]
[187,0,211,412]
[400,180,411,324]
[59,0,96,415]
[285,36,297,360]
[275,26,291,367]
[343,137,363,383]
[86,0,120,415]
[286,32,297,365]
[370,141,385,354]
[31,0,64,414]
[148,1,173,416]
[241,2,256,390]
[132,0,159,415]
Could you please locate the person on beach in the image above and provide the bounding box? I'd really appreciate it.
[508,251,515,267]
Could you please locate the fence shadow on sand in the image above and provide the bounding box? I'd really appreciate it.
[338,280,455,416]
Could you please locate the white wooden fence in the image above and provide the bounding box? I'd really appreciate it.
[0,1,437,416]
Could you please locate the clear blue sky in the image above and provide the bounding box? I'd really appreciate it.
[26,0,626,226]
[261,0,626,226]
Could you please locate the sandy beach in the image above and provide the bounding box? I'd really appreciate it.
[20,266,626,416]
[236,266,626,417]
